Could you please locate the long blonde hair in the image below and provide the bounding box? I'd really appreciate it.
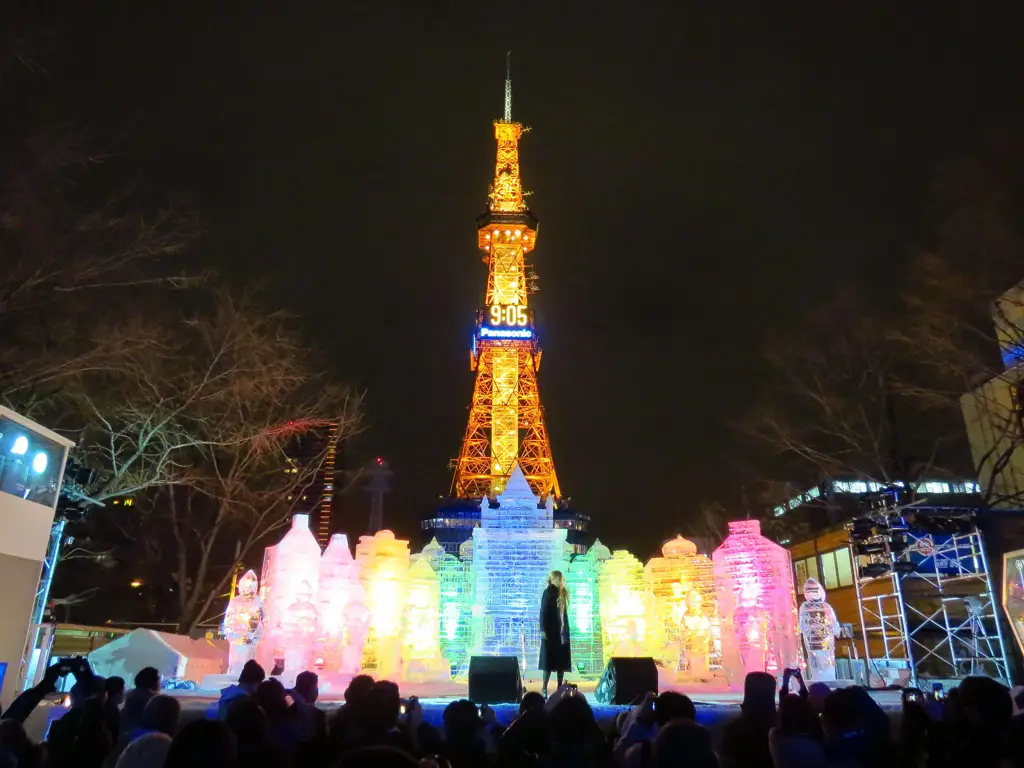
[549,570,569,612]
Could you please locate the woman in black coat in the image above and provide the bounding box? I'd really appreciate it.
[539,570,571,697]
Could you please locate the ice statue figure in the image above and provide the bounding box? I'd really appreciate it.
[598,550,648,662]
[282,579,319,684]
[223,570,264,676]
[682,588,713,679]
[318,534,359,678]
[258,514,322,673]
[355,530,411,678]
[469,464,567,677]
[799,577,840,681]
[713,520,802,686]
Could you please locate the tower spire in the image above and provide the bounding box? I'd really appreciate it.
[504,50,512,123]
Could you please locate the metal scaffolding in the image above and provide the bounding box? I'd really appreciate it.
[853,514,1011,687]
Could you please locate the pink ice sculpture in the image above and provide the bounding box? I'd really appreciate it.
[712,520,802,685]
[318,533,359,675]
[282,579,319,686]
[258,514,322,673]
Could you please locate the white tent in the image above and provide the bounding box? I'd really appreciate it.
[87,628,227,684]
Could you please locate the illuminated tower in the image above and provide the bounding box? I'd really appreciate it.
[452,54,560,501]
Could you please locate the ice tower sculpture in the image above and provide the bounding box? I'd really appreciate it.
[355,529,411,677]
[713,520,802,685]
[341,582,371,676]
[223,570,265,676]
[282,579,319,685]
[566,541,606,677]
[318,534,360,678]
[403,557,449,681]
[436,550,472,676]
[598,549,648,662]
[469,464,567,676]
[645,536,717,680]
[798,577,840,681]
[258,514,321,673]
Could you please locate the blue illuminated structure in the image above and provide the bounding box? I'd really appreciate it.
[478,327,533,339]
[468,463,567,674]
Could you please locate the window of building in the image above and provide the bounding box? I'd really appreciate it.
[794,556,819,586]
[819,547,855,589]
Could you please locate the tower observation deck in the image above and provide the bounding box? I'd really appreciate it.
[451,55,560,503]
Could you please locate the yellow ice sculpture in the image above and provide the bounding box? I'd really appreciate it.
[402,556,450,681]
[355,529,411,678]
[644,535,718,681]
[598,549,648,663]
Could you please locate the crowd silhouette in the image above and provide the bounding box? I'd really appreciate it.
[0,657,1021,768]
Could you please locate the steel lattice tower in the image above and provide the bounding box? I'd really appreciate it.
[451,54,560,502]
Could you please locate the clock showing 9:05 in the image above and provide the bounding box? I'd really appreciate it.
[487,304,530,327]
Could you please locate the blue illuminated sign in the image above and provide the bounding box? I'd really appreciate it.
[479,327,533,339]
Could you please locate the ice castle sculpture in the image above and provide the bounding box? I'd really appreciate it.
[355,529,411,678]
[469,464,567,675]
[713,520,802,685]
[645,536,717,680]
[258,514,321,674]
[403,557,449,681]
[599,549,648,662]
[223,570,264,676]
[799,577,840,681]
[317,534,360,679]
[566,539,607,677]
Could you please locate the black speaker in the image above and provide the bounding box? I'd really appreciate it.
[594,657,658,704]
[468,656,522,705]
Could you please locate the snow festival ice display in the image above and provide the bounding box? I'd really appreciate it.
[436,550,472,675]
[282,579,319,686]
[599,549,648,662]
[469,465,567,674]
[645,536,718,680]
[799,577,840,681]
[355,529,411,678]
[317,534,361,678]
[223,570,265,676]
[713,520,802,685]
[258,514,322,674]
[566,540,608,677]
[402,557,449,681]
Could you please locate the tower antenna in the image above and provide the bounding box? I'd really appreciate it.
[504,50,512,123]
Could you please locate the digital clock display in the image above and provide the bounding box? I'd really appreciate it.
[487,305,529,327]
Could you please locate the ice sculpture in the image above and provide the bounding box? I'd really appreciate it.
[1003,549,1024,658]
[318,534,359,677]
[566,542,604,677]
[402,557,449,681]
[598,549,648,662]
[421,537,446,571]
[258,514,321,672]
[341,582,371,676]
[469,464,567,675]
[713,520,802,685]
[645,535,717,680]
[799,577,840,681]
[282,579,319,685]
[223,570,265,676]
[355,529,411,677]
[436,551,472,675]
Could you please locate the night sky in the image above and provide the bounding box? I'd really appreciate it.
[20,2,1024,558]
